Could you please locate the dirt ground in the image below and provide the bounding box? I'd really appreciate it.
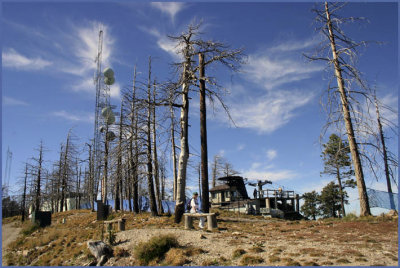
[107,216,398,266]
[2,211,398,266]
[2,222,22,266]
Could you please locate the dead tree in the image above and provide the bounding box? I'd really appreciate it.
[146,56,158,216]
[211,154,223,188]
[152,80,163,213]
[196,42,243,213]
[169,25,196,223]
[21,163,28,221]
[115,103,124,211]
[306,2,371,216]
[32,141,45,214]
[372,90,397,196]
[169,86,178,201]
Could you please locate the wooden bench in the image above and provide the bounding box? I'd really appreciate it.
[103,218,126,231]
[183,213,218,231]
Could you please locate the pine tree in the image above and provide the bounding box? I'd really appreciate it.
[321,134,356,217]
[319,182,346,218]
[301,191,320,220]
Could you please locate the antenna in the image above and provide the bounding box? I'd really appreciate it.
[93,29,104,201]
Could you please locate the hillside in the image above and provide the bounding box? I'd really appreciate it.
[2,210,398,266]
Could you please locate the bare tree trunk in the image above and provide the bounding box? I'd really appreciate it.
[199,52,210,213]
[102,123,109,204]
[146,57,158,216]
[115,104,124,211]
[325,2,370,216]
[56,144,63,213]
[21,163,28,222]
[336,167,346,217]
[169,87,178,201]
[373,92,395,209]
[60,134,70,212]
[34,141,44,214]
[175,58,190,223]
[129,66,139,213]
[152,81,163,213]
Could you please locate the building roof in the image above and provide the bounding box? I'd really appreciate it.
[210,184,230,192]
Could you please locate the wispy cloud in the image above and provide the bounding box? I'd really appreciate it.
[244,36,323,90]
[226,89,315,134]
[269,36,321,53]
[5,19,119,99]
[151,2,185,23]
[266,149,277,161]
[2,48,52,70]
[52,110,94,123]
[139,26,181,60]
[2,96,29,106]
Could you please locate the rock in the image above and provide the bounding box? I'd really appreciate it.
[22,250,31,257]
[387,210,398,217]
[87,240,113,260]
[232,232,241,235]
[200,234,206,239]
[96,255,109,266]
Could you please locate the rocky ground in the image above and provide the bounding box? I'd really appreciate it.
[2,210,398,266]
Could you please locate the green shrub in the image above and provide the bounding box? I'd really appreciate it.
[133,234,179,265]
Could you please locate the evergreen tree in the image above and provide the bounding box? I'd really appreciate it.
[301,191,320,220]
[319,182,346,218]
[321,134,356,217]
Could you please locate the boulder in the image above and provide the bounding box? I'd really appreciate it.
[387,210,398,217]
[87,240,113,266]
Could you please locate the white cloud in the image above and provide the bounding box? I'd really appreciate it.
[52,110,94,123]
[151,2,185,23]
[139,26,181,60]
[227,89,315,134]
[266,149,277,161]
[269,37,321,53]
[242,167,297,182]
[2,48,52,70]
[245,53,323,90]
[2,96,29,106]
[243,37,323,91]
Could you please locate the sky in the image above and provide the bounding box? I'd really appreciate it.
[2,1,398,216]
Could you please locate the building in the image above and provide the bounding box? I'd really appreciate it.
[209,176,302,219]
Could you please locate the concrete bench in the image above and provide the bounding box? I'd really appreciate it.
[183,213,218,231]
[103,218,126,231]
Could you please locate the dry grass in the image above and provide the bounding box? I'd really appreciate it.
[232,248,246,258]
[3,209,398,266]
[133,234,179,265]
[268,255,281,263]
[240,254,263,265]
[163,248,188,266]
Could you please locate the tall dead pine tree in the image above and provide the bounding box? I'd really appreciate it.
[307,2,370,215]
[146,57,158,216]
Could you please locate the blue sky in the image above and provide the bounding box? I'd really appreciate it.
[2,2,398,215]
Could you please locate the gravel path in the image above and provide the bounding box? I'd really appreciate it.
[2,223,22,266]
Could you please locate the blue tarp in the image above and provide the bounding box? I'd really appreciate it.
[80,196,202,214]
[367,188,398,210]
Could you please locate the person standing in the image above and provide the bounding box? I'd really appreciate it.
[190,192,205,229]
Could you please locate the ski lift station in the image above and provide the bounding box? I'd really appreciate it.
[209,176,302,219]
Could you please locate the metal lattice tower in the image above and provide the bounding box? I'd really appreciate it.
[93,28,116,204]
